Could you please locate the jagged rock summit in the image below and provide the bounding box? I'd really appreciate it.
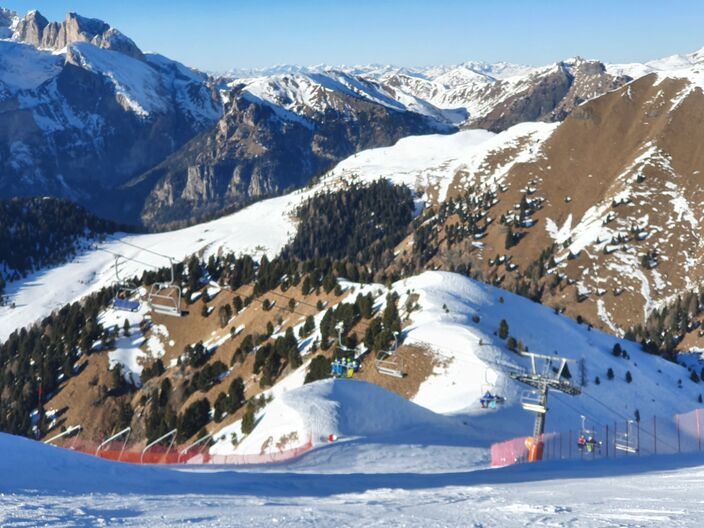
[12,9,143,59]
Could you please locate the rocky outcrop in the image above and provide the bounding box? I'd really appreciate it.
[469,59,631,132]
[12,9,46,45]
[0,13,222,224]
[131,83,451,227]
[13,10,143,60]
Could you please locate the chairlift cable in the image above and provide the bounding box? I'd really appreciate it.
[105,235,177,262]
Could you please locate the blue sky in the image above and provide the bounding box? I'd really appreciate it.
[4,0,704,72]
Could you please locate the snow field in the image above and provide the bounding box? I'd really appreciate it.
[3,430,704,527]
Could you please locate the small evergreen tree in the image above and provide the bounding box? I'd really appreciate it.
[498,319,509,340]
[305,355,331,384]
[177,398,210,442]
[232,296,243,313]
[625,370,633,383]
[241,408,256,435]
[607,368,615,380]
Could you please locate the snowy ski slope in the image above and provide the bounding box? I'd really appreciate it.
[203,271,703,461]
[3,413,704,526]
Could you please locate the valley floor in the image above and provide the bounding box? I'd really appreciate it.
[2,438,704,527]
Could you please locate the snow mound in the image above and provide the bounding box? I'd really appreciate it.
[235,379,456,455]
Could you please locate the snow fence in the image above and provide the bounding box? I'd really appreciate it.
[491,408,704,467]
[55,435,313,465]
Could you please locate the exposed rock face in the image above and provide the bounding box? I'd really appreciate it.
[468,59,631,131]
[12,10,46,45]
[131,83,450,227]
[372,58,631,133]
[14,10,143,60]
[0,10,222,223]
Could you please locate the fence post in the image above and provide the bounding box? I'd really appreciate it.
[568,430,572,459]
[697,409,701,452]
[637,420,640,456]
[559,431,562,459]
[653,416,657,455]
[605,424,609,458]
[614,422,617,458]
[677,415,681,453]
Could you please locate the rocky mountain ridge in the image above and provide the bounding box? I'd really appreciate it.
[3,5,704,232]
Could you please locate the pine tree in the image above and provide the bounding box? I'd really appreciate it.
[305,355,331,384]
[607,368,615,380]
[241,408,256,435]
[625,370,633,383]
[227,377,246,412]
[498,319,509,340]
[177,399,210,442]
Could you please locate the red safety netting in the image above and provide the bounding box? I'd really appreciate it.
[55,435,314,466]
[491,408,704,467]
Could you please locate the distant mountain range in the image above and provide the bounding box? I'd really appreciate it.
[3,6,704,228]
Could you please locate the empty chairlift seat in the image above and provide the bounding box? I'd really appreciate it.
[375,351,404,378]
[148,283,182,317]
[520,390,547,414]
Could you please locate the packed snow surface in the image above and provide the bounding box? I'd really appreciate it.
[231,379,467,457]
[2,431,704,526]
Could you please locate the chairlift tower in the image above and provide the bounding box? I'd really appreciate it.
[510,352,581,461]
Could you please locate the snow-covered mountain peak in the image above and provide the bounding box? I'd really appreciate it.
[0,7,18,38]
[433,66,495,88]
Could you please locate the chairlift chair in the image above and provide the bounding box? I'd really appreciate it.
[375,331,405,378]
[112,256,141,312]
[615,420,639,454]
[147,257,182,317]
[479,371,506,409]
[577,415,600,453]
[520,389,547,414]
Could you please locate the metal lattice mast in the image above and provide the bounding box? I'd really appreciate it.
[510,352,581,461]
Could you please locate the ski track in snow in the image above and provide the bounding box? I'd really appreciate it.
[2,431,704,528]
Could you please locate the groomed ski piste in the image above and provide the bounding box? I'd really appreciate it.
[3,383,704,527]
